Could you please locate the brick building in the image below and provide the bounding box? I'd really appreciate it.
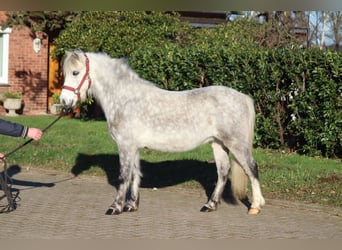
[0,11,50,115]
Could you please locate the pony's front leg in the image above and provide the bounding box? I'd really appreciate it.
[106,181,130,215]
[123,150,141,212]
[106,147,136,215]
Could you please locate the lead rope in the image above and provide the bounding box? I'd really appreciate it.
[0,107,72,213]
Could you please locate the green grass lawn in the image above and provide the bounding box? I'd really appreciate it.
[1,115,341,207]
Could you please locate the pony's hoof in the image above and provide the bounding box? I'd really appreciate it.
[247,208,260,215]
[105,207,122,215]
[200,205,215,212]
[123,205,138,213]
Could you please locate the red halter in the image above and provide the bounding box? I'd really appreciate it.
[62,53,92,103]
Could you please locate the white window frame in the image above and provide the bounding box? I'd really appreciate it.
[0,27,12,84]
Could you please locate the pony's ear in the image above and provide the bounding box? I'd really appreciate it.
[62,51,72,62]
[65,49,82,56]
[74,48,84,54]
[63,50,80,64]
[64,50,81,60]
[65,50,79,58]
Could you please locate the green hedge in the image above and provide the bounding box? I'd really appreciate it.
[53,11,188,59]
[54,12,341,158]
[129,46,342,158]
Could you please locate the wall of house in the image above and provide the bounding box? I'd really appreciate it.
[0,11,49,115]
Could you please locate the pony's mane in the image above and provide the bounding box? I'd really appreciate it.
[64,50,111,68]
[64,50,158,90]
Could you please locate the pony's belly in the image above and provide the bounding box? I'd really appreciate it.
[140,134,214,152]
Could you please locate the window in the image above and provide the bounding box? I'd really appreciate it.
[0,27,11,84]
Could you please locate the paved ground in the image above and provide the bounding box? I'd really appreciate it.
[0,166,341,239]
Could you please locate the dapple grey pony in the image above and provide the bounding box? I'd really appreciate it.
[60,50,265,215]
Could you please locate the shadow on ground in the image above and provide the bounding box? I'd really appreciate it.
[71,153,241,205]
[1,165,55,191]
[1,165,55,213]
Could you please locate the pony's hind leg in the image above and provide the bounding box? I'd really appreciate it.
[229,144,265,213]
[201,142,230,212]
[106,147,138,215]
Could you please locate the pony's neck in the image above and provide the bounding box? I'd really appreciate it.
[88,55,146,119]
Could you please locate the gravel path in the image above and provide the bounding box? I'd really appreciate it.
[0,167,341,239]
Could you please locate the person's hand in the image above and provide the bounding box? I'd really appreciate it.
[27,128,43,141]
[0,153,4,159]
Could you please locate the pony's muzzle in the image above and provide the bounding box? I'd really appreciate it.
[60,92,76,109]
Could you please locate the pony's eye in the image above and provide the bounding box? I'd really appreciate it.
[72,71,79,76]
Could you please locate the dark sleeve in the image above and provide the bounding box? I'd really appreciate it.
[0,119,28,138]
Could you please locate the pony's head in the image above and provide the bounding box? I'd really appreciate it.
[60,50,92,109]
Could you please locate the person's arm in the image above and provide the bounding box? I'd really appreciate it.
[0,118,28,138]
[0,119,43,159]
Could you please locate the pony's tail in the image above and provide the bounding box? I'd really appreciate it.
[230,96,256,200]
[230,156,248,200]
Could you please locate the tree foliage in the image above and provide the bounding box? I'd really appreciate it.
[1,11,79,38]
